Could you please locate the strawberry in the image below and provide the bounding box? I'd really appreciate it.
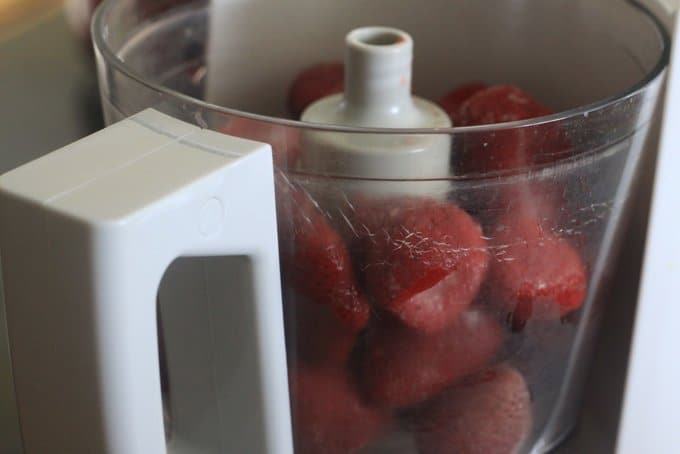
[490,181,565,229]
[358,197,489,333]
[288,62,344,119]
[458,85,551,126]
[276,175,371,331]
[359,311,504,409]
[503,317,575,427]
[488,212,587,327]
[219,117,301,168]
[437,82,488,125]
[290,365,391,454]
[286,294,359,368]
[415,365,532,454]
[458,178,565,237]
[456,85,569,173]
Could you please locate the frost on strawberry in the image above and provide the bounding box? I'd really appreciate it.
[355,197,489,332]
[488,212,587,328]
[359,311,504,409]
[415,365,532,454]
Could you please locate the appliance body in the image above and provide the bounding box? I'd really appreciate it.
[617,6,680,452]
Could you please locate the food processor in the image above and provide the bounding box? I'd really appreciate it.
[0,0,676,453]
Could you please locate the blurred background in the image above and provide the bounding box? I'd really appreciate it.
[0,3,101,452]
[0,0,102,176]
[0,0,63,42]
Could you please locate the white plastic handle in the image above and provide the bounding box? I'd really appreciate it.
[0,110,293,454]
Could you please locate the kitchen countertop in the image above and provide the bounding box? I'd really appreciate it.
[0,11,660,454]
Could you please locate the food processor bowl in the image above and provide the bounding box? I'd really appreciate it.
[92,0,669,453]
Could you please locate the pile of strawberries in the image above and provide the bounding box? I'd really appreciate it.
[274,64,588,454]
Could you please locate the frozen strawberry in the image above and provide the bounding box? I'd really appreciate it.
[288,62,344,119]
[437,82,488,125]
[276,175,371,331]
[219,117,301,168]
[459,85,551,126]
[493,181,565,229]
[290,365,391,454]
[459,178,564,235]
[287,295,359,368]
[359,197,489,333]
[488,213,587,327]
[503,317,575,426]
[456,85,568,173]
[359,311,504,409]
[415,365,532,454]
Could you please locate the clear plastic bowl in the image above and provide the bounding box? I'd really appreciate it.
[93,1,668,453]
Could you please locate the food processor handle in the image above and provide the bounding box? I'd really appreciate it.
[0,110,293,454]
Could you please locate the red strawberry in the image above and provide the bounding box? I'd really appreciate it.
[437,82,488,125]
[288,62,344,119]
[493,181,565,229]
[276,175,371,331]
[290,365,390,454]
[456,85,568,173]
[287,294,359,368]
[358,197,489,333]
[219,117,301,168]
[359,311,504,409]
[488,212,587,327]
[415,365,532,454]
[459,85,551,126]
[458,178,564,235]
